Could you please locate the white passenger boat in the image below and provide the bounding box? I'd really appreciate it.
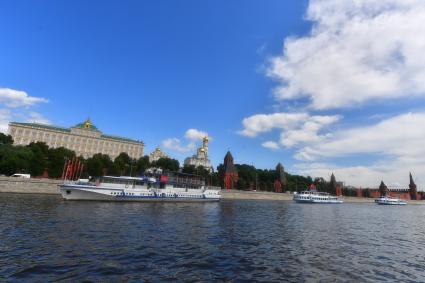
[375,195,407,205]
[59,173,221,202]
[293,189,343,204]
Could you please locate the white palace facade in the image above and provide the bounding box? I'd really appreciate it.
[8,119,144,159]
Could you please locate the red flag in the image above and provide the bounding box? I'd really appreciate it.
[68,158,75,180]
[65,159,71,180]
[74,160,81,181]
[61,159,68,180]
[74,159,79,180]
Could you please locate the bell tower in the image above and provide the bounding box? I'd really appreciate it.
[202,136,209,157]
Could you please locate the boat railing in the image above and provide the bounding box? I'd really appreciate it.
[204,186,221,191]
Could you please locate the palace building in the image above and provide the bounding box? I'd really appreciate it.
[8,119,144,159]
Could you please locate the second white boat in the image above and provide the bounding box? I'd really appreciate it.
[293,190,343,204]
[375,195,407,205]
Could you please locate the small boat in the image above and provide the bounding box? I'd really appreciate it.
[59,171,221,202]
[293,189,343,204]
[375,195,407,205]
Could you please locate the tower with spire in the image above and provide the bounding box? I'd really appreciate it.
[330,173,342,196]
[274,163,287,193]
[379,180,389,197]
[409,172,418,200]
[223,151,238,190]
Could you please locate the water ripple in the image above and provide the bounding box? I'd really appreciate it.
[1,194,425,282]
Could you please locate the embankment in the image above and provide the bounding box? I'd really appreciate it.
[0,177,61,195]
[221,190,376,202]
[0,178,424,204]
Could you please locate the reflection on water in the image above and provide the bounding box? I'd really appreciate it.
[1,193,425,282]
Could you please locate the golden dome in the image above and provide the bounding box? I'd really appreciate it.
[200,148,205,152]
[203,136,209,142]
[83,119,92,129]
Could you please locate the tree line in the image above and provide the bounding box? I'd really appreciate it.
[0,133,180,179]
[0,133,350,193]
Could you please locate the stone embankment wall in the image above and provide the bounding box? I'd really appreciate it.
[221,190,293,201]
[0,177,61,195]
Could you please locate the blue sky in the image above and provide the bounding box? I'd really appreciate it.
[2,0,425,188]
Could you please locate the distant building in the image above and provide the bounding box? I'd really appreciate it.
[149,147,168,162]
[223,151,238,190]
[184,136,213,172]
[274,163,287,193]
[8,119,144,159]
[356,173,421,200]
[330,173,343,196]
[409,172,418,200]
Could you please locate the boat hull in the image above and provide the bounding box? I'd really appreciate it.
[294,198,343,204]
[375,199,407,205]
[59,186,220,202]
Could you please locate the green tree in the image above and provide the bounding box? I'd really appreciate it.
[86,153,113,177]
[27,142,49,176]
[151,157,179,172]
[114,152,132,176]
[235,164,256,190]
[313,177,327,192]
[0,133,13,145]
[0,145,33,176]
[136,156,150,175]
[216,164,225,188]
[47,147,76,178]
[182,164,197,175]
[210,172,220,187]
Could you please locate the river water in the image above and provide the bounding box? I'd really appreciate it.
[1,193,425,282]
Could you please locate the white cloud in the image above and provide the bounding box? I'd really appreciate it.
[162,138,195,153]
[241,1,425,188]
[0,109,11,133]
[239,113,308,137]
[185,128,211,141]
[268,0,425,109]
[26,112,51,125]
[239,112,340,149]
[292,112,425,188]
[295,161,423,189]
[262,141,280,151]
[296,112,425,161]
[162,128,211,156]
[0,88,48,108]
[0,87,50,134]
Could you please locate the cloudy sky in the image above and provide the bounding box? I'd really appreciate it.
[1,0,425,188]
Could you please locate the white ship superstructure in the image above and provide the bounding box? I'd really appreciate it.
[375,195,407,205]
[293,190,343,204]
[59,173,221,202]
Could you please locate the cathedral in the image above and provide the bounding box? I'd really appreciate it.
[183,136,213,172]
[148,147,168,162]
